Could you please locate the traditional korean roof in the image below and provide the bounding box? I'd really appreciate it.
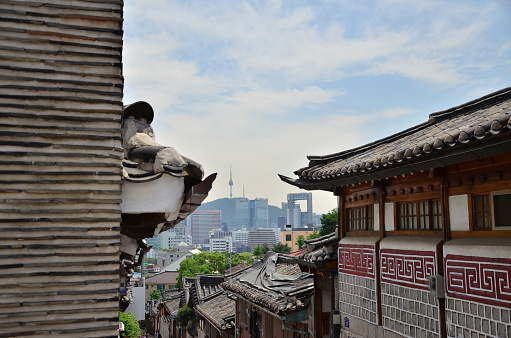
[221,253,314,316]
[145,271,179,285]
[280,87,511,190]
[163,290,182,317]
[298,230,338,265]
[195,293,236,332]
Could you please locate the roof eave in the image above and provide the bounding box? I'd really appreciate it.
[280,135,511,190]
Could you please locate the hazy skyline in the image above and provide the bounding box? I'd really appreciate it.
[123,0,511,214]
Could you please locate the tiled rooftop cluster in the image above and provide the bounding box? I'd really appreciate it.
[446,298,511,338]
[281,87,511,188]
[382,282,440,338]
[195,293,236,331]
[299,231,338,264]
[222,253,314,316]
[340,274,377,324]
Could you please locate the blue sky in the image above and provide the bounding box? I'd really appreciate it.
[123,0,511,215]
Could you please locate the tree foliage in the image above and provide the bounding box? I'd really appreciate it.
[119,311,141,338]
[253,243,271,258]
[177,305,195,328]
[307,230,321,240]
[150,289,162,300]
[177,252,228,283]
[295,235,305,249]
[229,252,253,266]
[144,257,157,265]
[272,242,291,254]
[320,209,338,236]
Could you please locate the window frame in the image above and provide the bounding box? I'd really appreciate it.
[345,204,374,232]
[491,190,511,230]
[472,190,511,231]
[395,198,442,232]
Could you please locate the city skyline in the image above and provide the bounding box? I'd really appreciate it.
[123,1,510,215]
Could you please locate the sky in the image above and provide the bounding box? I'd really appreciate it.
[122,0,511,215]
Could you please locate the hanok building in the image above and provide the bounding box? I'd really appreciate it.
[222,253,315,338]
[1,1,215,336]
[280,88,511,338]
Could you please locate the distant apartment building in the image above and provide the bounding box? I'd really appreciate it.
[210,237,233,253]
[247,228,277,250]
[190,210,221,245]
[280,224,314,252]
[232,229,249,244]
[159,223,192,250]
[145,235,161,259]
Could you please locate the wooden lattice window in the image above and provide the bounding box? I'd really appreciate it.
[473,192,511,230]
[473,194,491,230]
[346,205,374,231]
[397,199,442,231]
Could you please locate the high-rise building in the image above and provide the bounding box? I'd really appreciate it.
[287,192,313,228]
[247,228,277,251]
[251,198,269,228]
[235,198,250,228]
[190,210,221,245]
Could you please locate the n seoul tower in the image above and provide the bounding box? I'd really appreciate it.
[229,166,233,199]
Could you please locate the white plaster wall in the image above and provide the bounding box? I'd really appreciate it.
[340,236,380,246]
[380,236,443,251]
[373,203,380,231]
[443,238,511,259]
[385,202,394,232]
[449,194,470,231]
[121,174,184,219]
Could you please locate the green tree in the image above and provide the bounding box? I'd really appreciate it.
[150,289,162,300]
[119,311,141,338]
[144,257,157,265]
[295,235,305,249]
[176,252,228,284]
[272,242,291,254]
[177,305,195,329]
[229,252,253,266]
[253,243,271,258]
[307,230,321,240]
[320,209,338,236]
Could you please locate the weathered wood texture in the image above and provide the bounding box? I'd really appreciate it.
[0,1,123,336]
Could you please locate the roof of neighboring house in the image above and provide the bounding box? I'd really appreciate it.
[145,271,179,285]
[163,290,182,317]
[299,230,338,265]
[195,293,236,332]
[280,87,511,190]
[221,253,314,316]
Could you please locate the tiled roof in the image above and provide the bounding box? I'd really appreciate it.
[221,253,314,315]
[145,271,180,284]
[195,293,236,331]
[163,290,182,316]
[280,87,511,190]
[299,230,338,264]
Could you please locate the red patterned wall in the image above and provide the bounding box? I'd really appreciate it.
[380,249,436,290]
[338,244,375,278]
[445,255,511,308]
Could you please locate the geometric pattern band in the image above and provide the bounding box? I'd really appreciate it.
[338,244,375,278]
[445,254,511,307]
[380,249,436,290]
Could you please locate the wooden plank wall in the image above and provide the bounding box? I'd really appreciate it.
[0,0,124,336]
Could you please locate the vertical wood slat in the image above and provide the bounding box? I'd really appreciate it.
[0,1,123,336]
